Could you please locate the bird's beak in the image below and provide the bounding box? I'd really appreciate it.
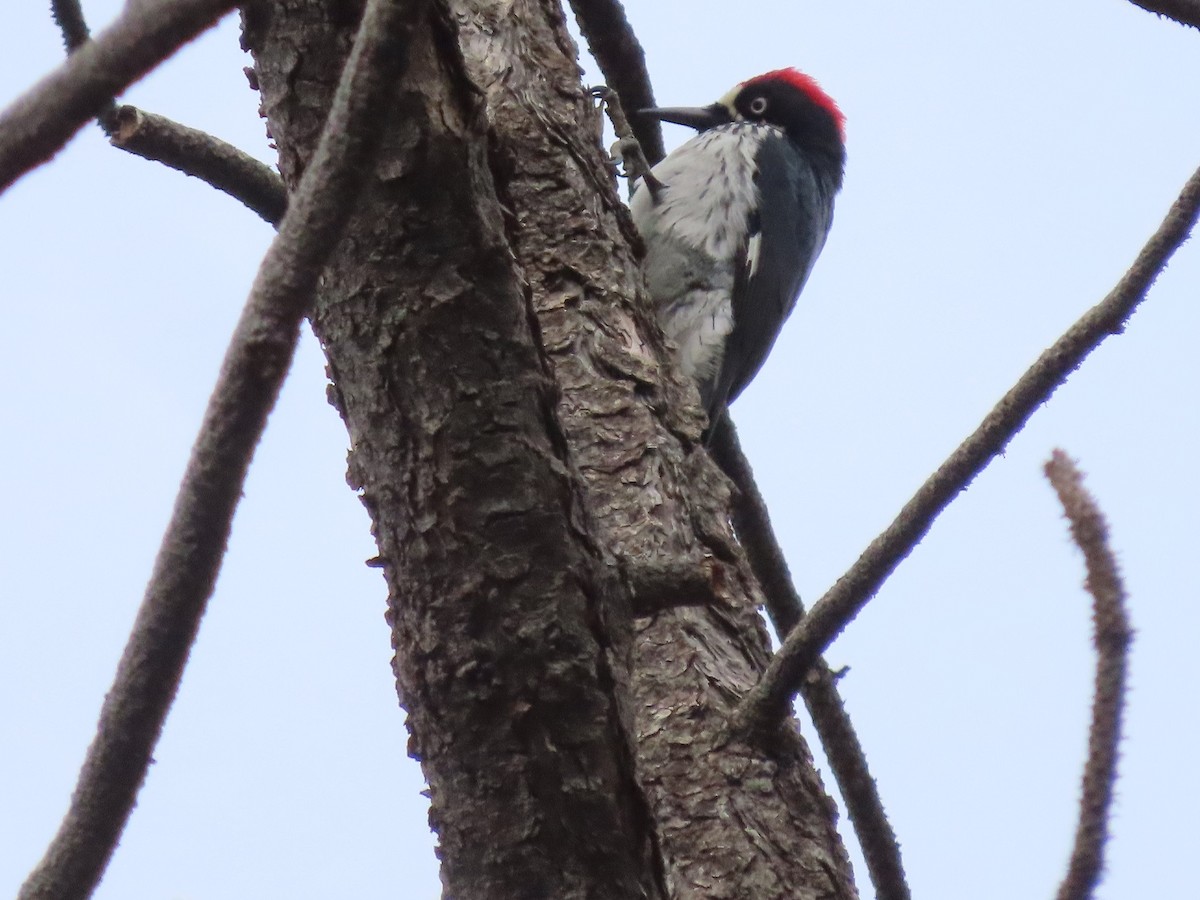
[639,103,731,132]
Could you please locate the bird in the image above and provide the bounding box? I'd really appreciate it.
[629,68,846,435]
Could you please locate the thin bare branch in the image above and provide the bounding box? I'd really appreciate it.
[1045,451,1132,900]
[48,0,118,131]
[709,419,911,900]
[50,0,93,53]
[735,161,1200,733]
[800,665,910,900]
[0,0,238,195]
[708,420,803,633]
[112,106,287,225]
[1126,0,1200,29]
[48,0,283,219]
[48,0,118,133]
[567,0,665,166]
[18,1,425,896]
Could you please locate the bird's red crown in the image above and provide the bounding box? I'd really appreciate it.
[743,68,845,139]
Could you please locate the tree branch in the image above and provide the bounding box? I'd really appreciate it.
[1126,0,1200,29]
[112,105,287,225]
[734,160,1200,733]
[567,0,665,165]
[47,0,286,223]
[1045,451,1132,900]
[18,1,423,896]
[49,0,119,133]
[0,0,242,194]
[709,419,910,900]
[50,0,91,51]
[708,420,803,633]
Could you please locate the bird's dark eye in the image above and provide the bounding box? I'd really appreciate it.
[748,96,768,116]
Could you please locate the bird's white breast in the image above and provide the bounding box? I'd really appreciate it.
[630,123,775,387]
[631,123,771,263]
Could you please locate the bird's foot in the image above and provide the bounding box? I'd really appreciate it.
[590,85,664,201]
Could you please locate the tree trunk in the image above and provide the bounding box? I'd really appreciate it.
[244,1,857,896]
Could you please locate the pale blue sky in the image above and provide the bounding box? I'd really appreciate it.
[2,2,1198,898]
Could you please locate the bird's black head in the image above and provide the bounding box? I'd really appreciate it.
[643,68,846,182]
[730,69,844,152]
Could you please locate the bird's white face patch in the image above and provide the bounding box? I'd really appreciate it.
[715,87,741,118]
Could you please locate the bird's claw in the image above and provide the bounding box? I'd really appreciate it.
[592,85,663,200]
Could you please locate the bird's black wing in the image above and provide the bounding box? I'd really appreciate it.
[706,133,836,422]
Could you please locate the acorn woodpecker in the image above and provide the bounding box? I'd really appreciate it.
[630,68,845,433]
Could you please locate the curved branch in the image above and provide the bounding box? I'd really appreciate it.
[709,419,910,900]
[735,160,1200,732]
[567,0,665,165]
[1046,451,1131,900]
[48,0,283,220]
[18,1,426,896]
[50,0,93,53]
[1126,0,1200,29]
[0,0,238,195]
[112,106,287,225]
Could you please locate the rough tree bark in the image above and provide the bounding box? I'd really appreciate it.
[244,0,857,897]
